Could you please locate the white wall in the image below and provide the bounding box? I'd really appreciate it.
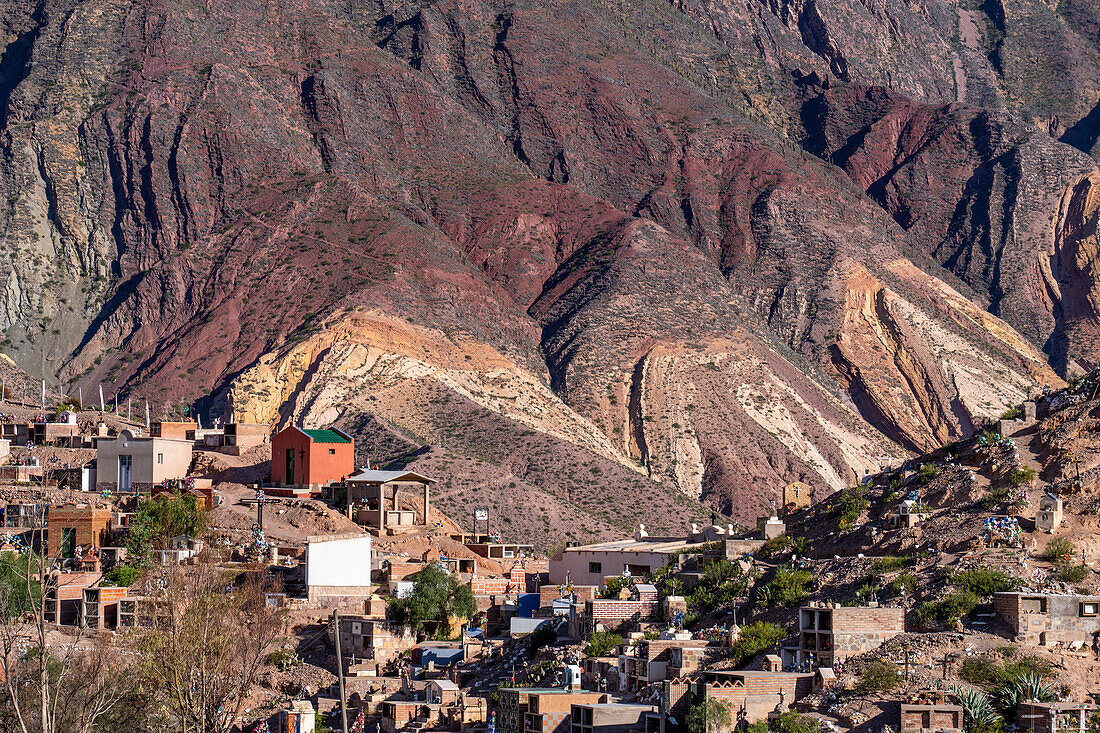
[306,535,372,588]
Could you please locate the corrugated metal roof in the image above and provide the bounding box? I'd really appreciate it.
[302,428,350,444]
[347,469,435,484]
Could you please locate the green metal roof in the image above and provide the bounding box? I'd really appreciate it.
[302,428,350,444]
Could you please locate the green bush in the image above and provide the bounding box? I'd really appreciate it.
[951,569,1022,596]
[266,648,299,669]
[0,553,42,619]
[888,572,917,597]
[584,632,622,657]
[769,712,820,733]
[1008,467,1036,487]
[729,622,786,668]
[918,463,941,485]
[870,556,913,574]
[601,575,626,598]
[1044,537,1076,560]
[916,591,978,628]
[760,566,813,606]
[757,535,791,559]
[1058,563,1089,583]
[686,699,731,733]
[856,658,902,694]
[959,653,1054,690]
[388,563,476,635]
[835,487,869,529]
[126,491,206,568]
[685,560,747,614]
[999,407,1022,420]
[102,565,141,587]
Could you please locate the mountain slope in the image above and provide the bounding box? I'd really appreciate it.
[0,0,1096,530]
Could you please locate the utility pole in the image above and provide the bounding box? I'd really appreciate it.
[334,610,350,733]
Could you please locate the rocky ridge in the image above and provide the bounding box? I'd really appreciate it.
[0,0,1098,529]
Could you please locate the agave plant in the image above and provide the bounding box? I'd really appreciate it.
[952,686,1003,731]
[995,672,1056,713]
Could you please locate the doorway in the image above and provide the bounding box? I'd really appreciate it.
[61,528,76,559]
[118,455,132,491]
[285,448,295,485]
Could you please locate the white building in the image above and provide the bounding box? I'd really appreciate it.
[304,532,373,603]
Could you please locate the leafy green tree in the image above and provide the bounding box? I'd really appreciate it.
[102,565,141,587]
[526,625,557,658]
[584,632,622,657]
[729,622,786,667]
[771,712,821,733]
[687,698,731,733]
[126,492,206,567]
[0,552,41,619]
[389,563,475,636]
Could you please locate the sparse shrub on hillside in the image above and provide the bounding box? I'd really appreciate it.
[759,566,813,606]
[999,406,1022,420]
[918,463,941,485]
[266,648,299,669]
[728,622,786,668]
[1058,563,1089,583]
[870,556,913,574]
[887,572,917,597]
[584,632,622,657]
[757,535,791,559]
[851,582,878,605]
[753,712,820,733]
[960,653,1053,690]
[1043,537,1075,559]
[951,569,1022,596]
[916,591,978,628]
[856,658,902,693]
[1008,467,1036,486]
[835,487,869,529]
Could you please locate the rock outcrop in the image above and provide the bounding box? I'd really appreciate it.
[0,0,1097,531]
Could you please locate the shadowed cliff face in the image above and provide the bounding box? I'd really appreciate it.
[0,0,1095,530]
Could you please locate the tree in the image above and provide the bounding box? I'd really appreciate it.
[126,492,206,568]
[138,560,284,733]
[584,632,622,657]
[687,698,731,733]
[0,518,143,733]
[389,563,475,636]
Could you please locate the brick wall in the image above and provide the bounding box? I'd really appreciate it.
[472,577,514,595]
[831,607,905,633]
[705,674,813,723]
[540,584,597,607]
[46,506,112,558]
[587,599,658,621]
[993,594,1022,632]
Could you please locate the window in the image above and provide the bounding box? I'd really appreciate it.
[589,562,602,574]
[157,453,164,465]
[1081,602,1099,617]
[329,448,335,455]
